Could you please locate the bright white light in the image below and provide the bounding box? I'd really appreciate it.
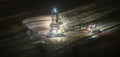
[53,8,57,13]
[52,30,57,34]
[57,30,61,33]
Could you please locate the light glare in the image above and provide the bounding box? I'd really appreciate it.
[53,8,57,13]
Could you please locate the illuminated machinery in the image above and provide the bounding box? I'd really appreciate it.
[47,8,65,38]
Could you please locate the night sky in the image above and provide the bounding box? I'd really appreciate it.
[0,0,97,17]
[0,0,119,16]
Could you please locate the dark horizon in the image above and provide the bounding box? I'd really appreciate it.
[0,0,97,17]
